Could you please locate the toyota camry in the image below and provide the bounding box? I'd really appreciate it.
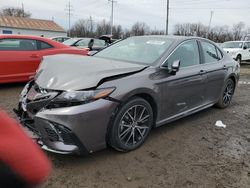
[15,36,240,155]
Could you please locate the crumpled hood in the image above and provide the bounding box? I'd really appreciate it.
[35,54,146,91]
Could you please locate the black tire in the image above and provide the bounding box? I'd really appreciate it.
[236,55,241,64]
[215,78,235,109]
[108,97,154,152]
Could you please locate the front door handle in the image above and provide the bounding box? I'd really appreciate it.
[30,54,39,58]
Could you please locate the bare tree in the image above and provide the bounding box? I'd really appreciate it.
[69,19,95,37]
[232,22,245,40]
[0,7,31,18]
[174,22,248,42]
[131,22,150,36]
[95,20,111,37]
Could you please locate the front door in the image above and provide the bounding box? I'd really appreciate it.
[157,40,207,124]
[0,38,41,83]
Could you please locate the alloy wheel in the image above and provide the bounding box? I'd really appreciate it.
[223,80,234,106]
[118,105,150,147]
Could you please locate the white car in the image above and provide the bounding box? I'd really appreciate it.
[222,41,250,63]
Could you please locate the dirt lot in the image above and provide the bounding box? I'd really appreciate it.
[0,64,250,188]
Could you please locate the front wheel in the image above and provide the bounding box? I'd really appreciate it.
[108,97,154,152]
[215,78,235,108]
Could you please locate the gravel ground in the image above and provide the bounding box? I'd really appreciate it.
[0,64,250,188]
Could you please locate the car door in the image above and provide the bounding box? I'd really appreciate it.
[158,40,207,122]
[0,38,41,83]
[241,42,249,60]
[245,42,250,60]
[199,40,228,104]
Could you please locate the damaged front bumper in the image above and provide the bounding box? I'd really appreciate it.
[14,81,118,155]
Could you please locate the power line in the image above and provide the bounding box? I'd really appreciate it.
[108,0,117,35]
[65,1,73,35]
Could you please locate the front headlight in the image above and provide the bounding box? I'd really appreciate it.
[50,87,115,107]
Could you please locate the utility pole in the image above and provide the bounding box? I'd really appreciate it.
[88,16,94,36]
[21,3,24,17]
[65,1,73,36]
[207,11,214,38]
[108,0,117,36]
[166,0,169,35]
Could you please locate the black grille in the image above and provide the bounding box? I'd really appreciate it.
[56,126,75,145]
[44,123,75,145]
[45,127,59,142]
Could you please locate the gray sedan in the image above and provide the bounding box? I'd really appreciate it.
[15,36,240,155]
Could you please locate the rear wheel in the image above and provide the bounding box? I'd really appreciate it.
[108,97,154,152]
[215,78,235,108]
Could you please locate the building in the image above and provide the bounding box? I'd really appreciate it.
[0,16,67,37]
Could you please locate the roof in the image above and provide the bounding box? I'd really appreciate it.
[0,34,69,48]
[0,16,65,32]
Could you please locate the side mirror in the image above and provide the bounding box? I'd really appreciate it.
[170,60,180,75]
[243,46,247,50]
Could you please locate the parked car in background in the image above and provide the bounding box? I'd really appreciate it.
[50,36,70,43]
[63,37,107,51]
[222,41,250,63]
[99,35,119,45]
[15,36,240,155]
[0,35,88,84]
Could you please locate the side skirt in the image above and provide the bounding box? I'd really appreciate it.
[155,102,215,127]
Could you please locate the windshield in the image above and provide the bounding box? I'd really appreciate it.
[63,38,79,46]
[222,42,243,49]
[95,37,174,65]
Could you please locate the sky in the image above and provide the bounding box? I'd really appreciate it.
[0,0,250,33]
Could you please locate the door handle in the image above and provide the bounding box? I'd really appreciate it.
[30,54,39,58]
[223,65,228,70]
[199,70,206,75]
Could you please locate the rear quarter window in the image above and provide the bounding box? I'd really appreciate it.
[200,41,221,63]
[37,40,54,50]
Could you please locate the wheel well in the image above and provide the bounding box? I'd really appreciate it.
[134,93,157,125]
[228,75,236,87]
[236,54,241,59]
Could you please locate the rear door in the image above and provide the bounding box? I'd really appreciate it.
[0,38,41,83]
[158,40,207,122]
[199,40,228,104]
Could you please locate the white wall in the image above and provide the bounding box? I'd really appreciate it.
[0,27,67,37]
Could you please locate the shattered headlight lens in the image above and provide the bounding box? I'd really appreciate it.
[51,87,115,107]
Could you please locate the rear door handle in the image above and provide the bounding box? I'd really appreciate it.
[199,70,206,75]
[30,54,39,58]
[223,65,228,70]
